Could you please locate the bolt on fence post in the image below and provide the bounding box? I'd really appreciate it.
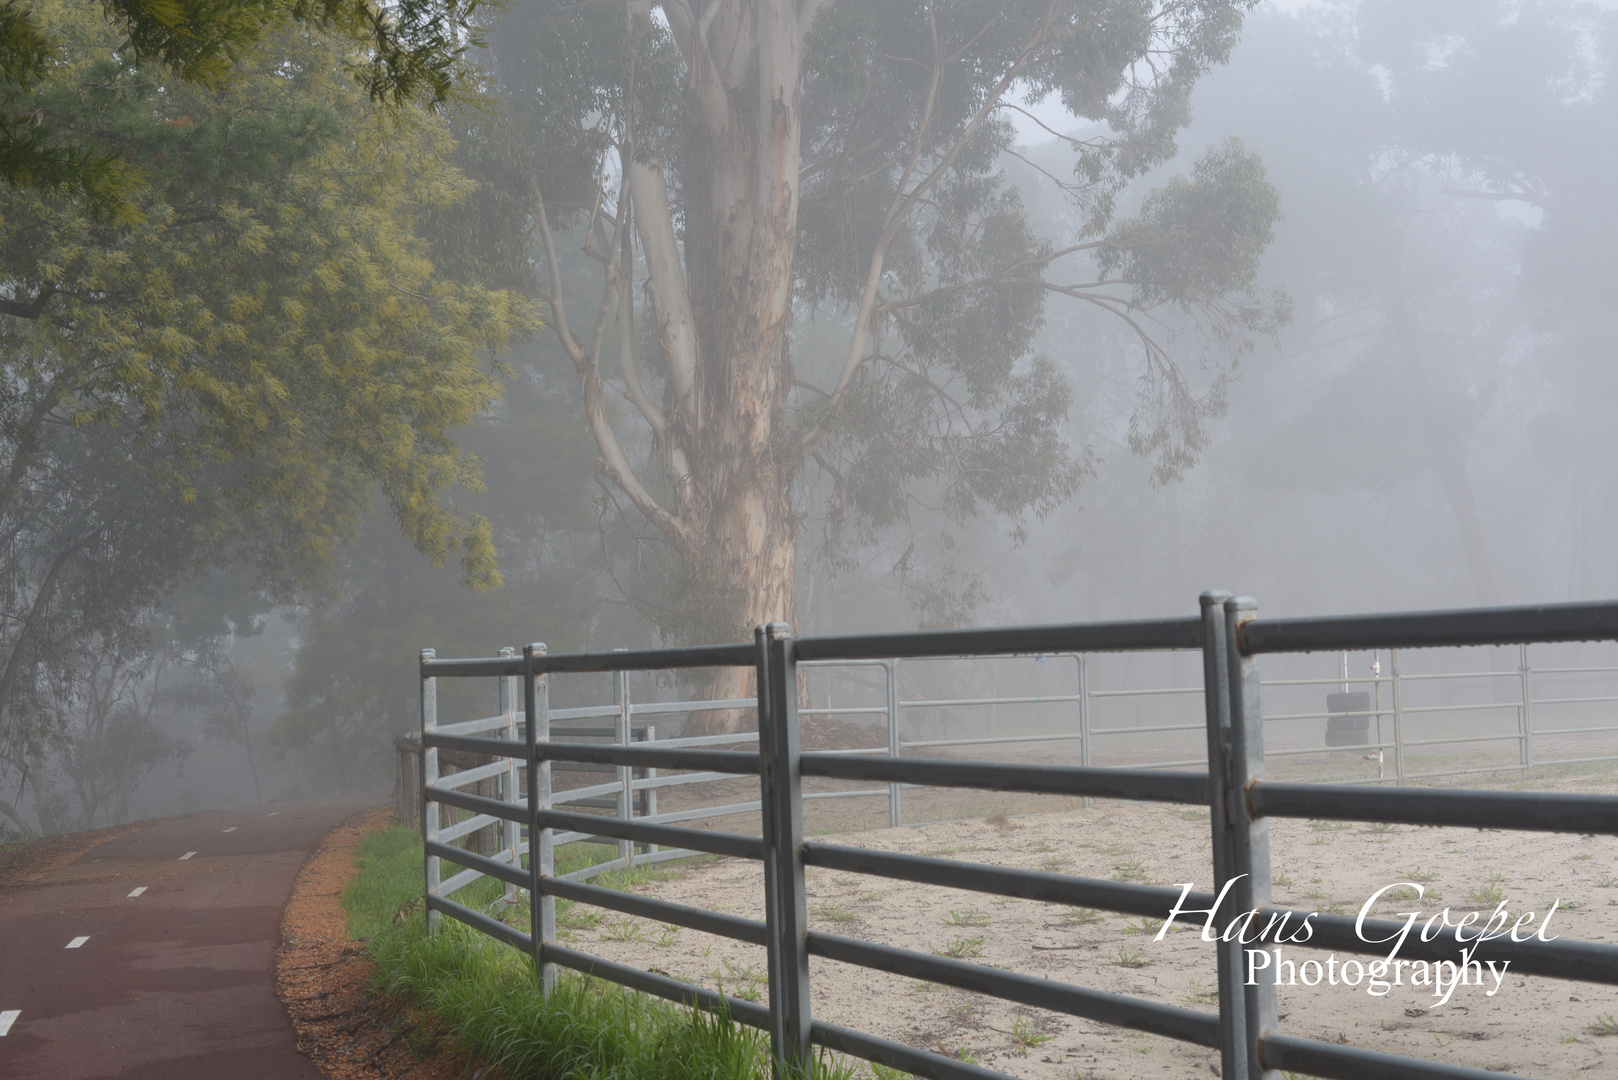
[886,659,901,827]
[525,642,555,995]
[1198,592,1246,1080]
[1224,596,1280,1080]
[1391,648,1406,785]
[614,660,633,868]
[1077,653,1092,808]
[499,647,519,905]
[1519,643,1535,769]
[420,648,441,935]
[758,622,812,1077]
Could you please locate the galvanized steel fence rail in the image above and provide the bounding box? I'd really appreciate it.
[418,594,1618,1080]
[415,641,1618,884]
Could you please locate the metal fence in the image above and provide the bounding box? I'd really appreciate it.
[415,637,1618,881]
[417,595,1618,1080]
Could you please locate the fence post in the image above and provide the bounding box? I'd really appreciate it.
[614,661,633,868]
[1391,648,1406,785]
[1519,643,1534,769]
[1224,596,1279,1080]
[758,622,812,1076]
[420,649,441,935]
[1198,592,1247,1080]
[524,642,555,994]
[646,723,658,855]
[1077,653,1092,809]
[499,646,519,905]
[886,659,901,827]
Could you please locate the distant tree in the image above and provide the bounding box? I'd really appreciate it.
[0,0,532,831]
[487,0,1286,725]
[274,352,609,792]
[1173,0,1617,605]
[164,655,262,806]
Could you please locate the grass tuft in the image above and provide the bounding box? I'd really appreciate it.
[935,936,987,959]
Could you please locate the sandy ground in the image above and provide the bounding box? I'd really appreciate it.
[560,770,1618,1080]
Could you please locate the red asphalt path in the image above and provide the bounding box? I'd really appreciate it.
[0,795,378,1078]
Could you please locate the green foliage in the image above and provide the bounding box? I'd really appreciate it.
[273,352,603,789]
[1102,138,1284,309]
[0,2,532,825]
[0,0,481,206]
[345,826,856,1080]
[0,9,529,588]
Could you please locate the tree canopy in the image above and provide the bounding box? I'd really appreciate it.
[0,0,479,205]
[0,0,531,831]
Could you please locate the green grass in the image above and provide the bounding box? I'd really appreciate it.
[812,902,860,924]
[943,908,990,927]
[344,825,853,1080]
[934,936,986,959]
[1112,945,1146,968]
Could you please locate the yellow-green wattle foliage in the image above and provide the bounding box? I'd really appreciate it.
[0,4,537,592]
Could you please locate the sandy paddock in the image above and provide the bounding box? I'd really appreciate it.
[557,770,1618,1079]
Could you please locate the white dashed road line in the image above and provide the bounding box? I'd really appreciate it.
[222,827,237,833]
[267,811,278,816]
[179,851,196,860]
[127,886,147,897]
[0,1010,18,1036]
[65,937,89,949]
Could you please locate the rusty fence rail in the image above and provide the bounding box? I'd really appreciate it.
[417,595,1618,1080]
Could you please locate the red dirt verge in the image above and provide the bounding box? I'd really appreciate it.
[276,806,494,1080]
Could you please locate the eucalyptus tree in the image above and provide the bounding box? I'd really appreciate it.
[491,0,1285,717]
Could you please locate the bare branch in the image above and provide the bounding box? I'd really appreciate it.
[625,158,702,431]
[870,244,1113,317]
[995,100,1080,147]
[664,0,731,133]
[532,180,587,366]
[615,220,667,441]
[536,175,693,548]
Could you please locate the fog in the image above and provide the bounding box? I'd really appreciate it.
[4,0,1615,836]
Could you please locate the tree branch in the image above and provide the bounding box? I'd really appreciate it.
[664,0,731,134]
[0,284,57,320]
[869,244,1113,318]
[0,527,98,739]
[0,795,37,838]
[0,379,69,529]
[615,223,667,441]
[534,175,694,550]
[824,3,1057,409]
[625,158,702,432]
